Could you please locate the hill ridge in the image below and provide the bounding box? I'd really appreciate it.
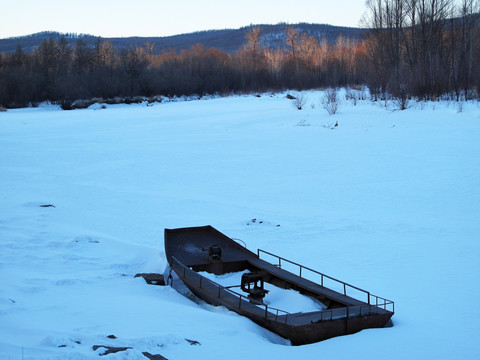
[0,23,367,54]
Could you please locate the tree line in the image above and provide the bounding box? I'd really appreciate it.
[0,1,478,109]
[0,30,363,109]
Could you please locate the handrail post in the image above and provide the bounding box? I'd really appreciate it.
[367,292,370,305]
[299,266,302,278]
[265,305,268,319]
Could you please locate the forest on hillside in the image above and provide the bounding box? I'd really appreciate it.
[0,0,479,109]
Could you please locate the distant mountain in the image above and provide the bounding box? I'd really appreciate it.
[0,24,368,54]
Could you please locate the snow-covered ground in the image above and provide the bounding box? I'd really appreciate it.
[0,91,479,359]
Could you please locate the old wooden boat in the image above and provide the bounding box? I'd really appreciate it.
[164,225,394,345]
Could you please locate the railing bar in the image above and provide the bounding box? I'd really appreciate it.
[258,249,372,296]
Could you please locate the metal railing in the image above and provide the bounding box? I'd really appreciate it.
[257,249,394,313]
[293,302,386,322]
[170,256,291,323]
[169,253,394,327]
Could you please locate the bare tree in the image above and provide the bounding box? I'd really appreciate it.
[245,27,262,67]
[458,0,480,96]
[121,48,148,95]
[284,27,300,59]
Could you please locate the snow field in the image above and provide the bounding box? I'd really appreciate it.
[0,91,479,359]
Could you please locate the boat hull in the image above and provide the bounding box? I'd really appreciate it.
[165,226,394,345]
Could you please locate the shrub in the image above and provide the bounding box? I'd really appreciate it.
[105,97,124,105]
[60,99,74,110]
[124,96,143,104]
[391,84,409,110]
[322,88,339,115]
[147,96,163,103]
[60,99,95,110]
[292,93,307,110]
[345,87,357,105]
[345,86,366,106]
[73,100,94,109]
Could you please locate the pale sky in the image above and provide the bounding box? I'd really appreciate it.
[1,0,367,39]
